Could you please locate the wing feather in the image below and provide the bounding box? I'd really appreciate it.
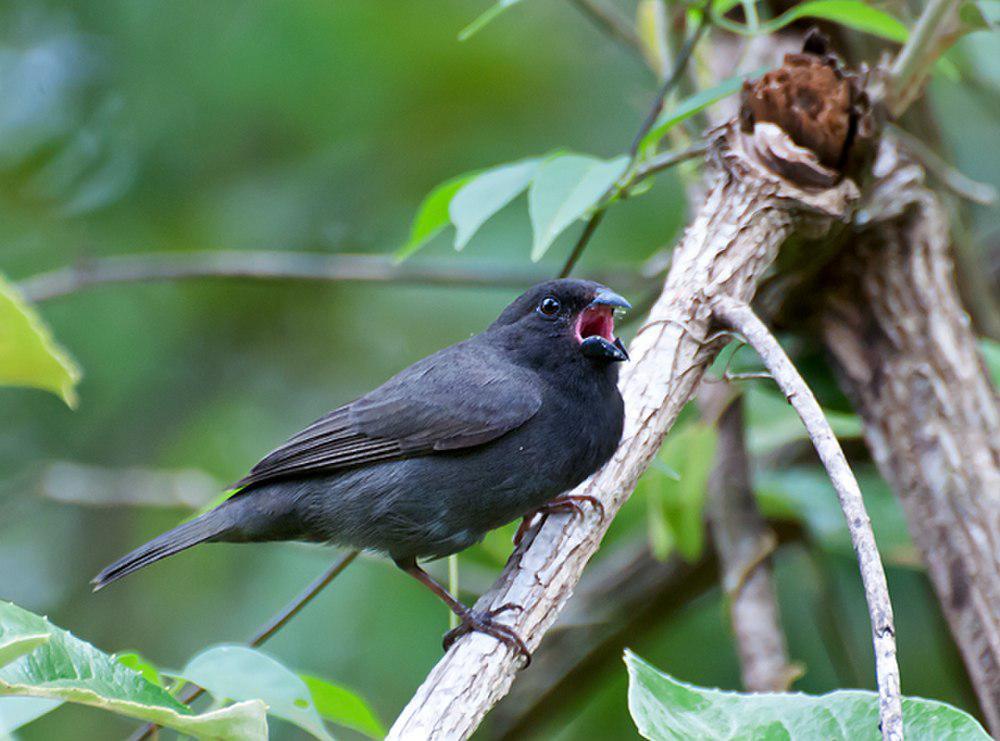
[235,341,540,489]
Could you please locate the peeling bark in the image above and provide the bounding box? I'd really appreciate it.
[822,140,1000,732]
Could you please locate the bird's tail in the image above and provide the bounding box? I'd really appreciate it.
[92,508,232,591]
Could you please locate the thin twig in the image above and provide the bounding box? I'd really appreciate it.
[129,550,360,741]
[628,0,712,158]
[568,0,645,59]
[630,142,709,182]
[18,252,565,303]
[711,296,902,741]
[888,0,963,117]
[559,7,711,279]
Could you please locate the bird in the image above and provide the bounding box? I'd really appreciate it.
[93,278,630,659]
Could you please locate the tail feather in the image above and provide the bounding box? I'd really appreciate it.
[92,510,230,591]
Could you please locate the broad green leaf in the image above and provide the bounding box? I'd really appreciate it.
[177,645,333,741]
[450,158,540,250]
[0,635,48,669]
[396,172,478,260]
[625,650,990,740]
[302,673,385,739]
[639,71,762,154]
[116,652,164,687]
[528,154,628,260]
[0,273,82,407]
[459,0,524,41]
[0,602,266,740]
[756,466,917,566]
[641,422,718,561]
[0,697,62,735]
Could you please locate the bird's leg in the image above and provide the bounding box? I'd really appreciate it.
[394,557,531,665]
[513,494,606,546]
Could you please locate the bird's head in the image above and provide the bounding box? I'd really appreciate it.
[492,279,631,365]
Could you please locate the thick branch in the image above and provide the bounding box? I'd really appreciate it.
[702,388,797,692]
[712,296,902,741]
[387,123,860,739]
[822,144,1000,731]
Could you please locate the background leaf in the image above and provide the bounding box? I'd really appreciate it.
[528,154,628,260]
[302,673,385,739]
[0,274,81,408]
[0,602,266,739]
[625,650,991,740]
[762,0,908,42]
[396,172,478,260]
[0,697,63,736]
[176,645,336,741]
[450,158,539,250]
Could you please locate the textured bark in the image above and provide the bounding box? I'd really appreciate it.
[387,124,865,739]
[703,390,798,692]
[822,141,1000,732]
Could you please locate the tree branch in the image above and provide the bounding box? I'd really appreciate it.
[18,251,570,303]
[711,296,902,741]
[701,387,798,692]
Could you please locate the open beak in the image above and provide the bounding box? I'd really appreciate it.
[578,288,631,362]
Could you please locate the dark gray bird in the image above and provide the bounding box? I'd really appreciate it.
[93,279,629,657]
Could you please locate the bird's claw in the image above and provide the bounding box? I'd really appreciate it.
[442,603,531,667]
[513,495,606,546]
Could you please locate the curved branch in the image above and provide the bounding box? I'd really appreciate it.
[711,296,902,741]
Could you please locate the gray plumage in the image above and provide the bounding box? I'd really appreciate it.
[94,279,627,590]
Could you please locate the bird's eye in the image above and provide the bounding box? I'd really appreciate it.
[538,296,561,317]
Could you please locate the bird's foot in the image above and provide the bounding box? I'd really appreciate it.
[513,495,606,546]
[442,603,531,666]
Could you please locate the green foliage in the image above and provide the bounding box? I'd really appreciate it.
[625,650,990,740]
[641,422,718,561]
[115,652,164,688]
[981,338,1000,385]
[639,71,762,154]
[176,645,382,740]
[396,173,480,261]
[400,152,628,261]
[0,602,266,739]
[0,697,62,736]
[529,154,628,260]
[711,0,908,42]
[743,385,863,457]
[302,674,386,739]
[450,158,540,250]
[0,273,81,408]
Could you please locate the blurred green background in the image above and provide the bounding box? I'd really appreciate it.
[1,1,997,738]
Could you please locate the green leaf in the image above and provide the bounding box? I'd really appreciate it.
[396,172,478,261]
[302,674,385,739]
[450,158,540,250]
[528,154,628,261]
[176,645,334,741]
[639,71,761,154]
[0,273,82,407]
[763,1,907,42]
[0,697,62,735]
[459,0,524,41]
[0,635,48,670]
[0,602,265,739]
[116,652,164,688]
[641,422,718,561]
[625,650,990,740]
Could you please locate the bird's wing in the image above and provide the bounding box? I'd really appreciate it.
[235,341,541,489]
